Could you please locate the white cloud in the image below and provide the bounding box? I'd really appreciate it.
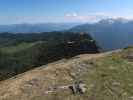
[64,12,133,23]
[66,13,78,17]
[64,12,109,23]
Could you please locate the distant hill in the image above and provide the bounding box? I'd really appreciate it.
[69,18,133,51]
[0,32,99,81]
[0,23,78,33]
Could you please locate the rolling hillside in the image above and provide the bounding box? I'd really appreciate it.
[0,32,99,81]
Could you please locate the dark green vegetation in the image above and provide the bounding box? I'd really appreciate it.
[0,32,99,80]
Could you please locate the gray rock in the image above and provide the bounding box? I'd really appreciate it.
[69,81,86,94]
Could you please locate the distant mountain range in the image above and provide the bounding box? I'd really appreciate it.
[1,18,133,51]
[0,23,79,33]
[69,18,133,51]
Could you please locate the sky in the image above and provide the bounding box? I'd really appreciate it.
[0,0,133,24]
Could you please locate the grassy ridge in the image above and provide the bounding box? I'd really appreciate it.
[47,48,133,100]
[0,47,133,100]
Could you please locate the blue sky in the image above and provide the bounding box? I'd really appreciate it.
[0,0,133,24]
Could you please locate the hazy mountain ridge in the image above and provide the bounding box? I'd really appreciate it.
[0,23,79,33]
[69,18,133,51]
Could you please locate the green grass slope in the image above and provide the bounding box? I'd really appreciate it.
[0,42,37,54]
